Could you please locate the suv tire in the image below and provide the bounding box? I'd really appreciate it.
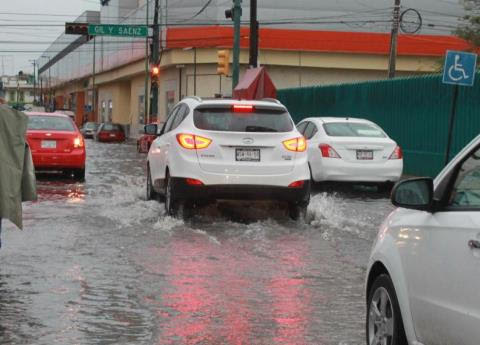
[165,172,180,216]
[146,167,158,201]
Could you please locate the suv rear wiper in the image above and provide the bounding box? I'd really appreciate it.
[245,126,278,132]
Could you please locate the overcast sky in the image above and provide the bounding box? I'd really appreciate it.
[1,0,100,75]
[0,0,464,76]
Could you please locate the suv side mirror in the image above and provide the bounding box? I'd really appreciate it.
[391,178,434,212]
[144,124,158,136]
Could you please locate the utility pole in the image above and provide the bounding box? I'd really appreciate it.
[150,0,160,120]
[249,0,258,68]
[388,0,401,78]
[144,0,150,124]
[30,60,37,104]
[232,0,242,89]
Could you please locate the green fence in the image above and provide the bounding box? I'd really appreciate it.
[277,74,480,177]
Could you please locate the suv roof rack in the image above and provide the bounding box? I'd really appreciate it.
[261,98,281,104]
[183,96,202,102]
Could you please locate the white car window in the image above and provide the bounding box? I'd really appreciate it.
[450,147,480,208]
[323,122,386,138]
[163,107,181,133]
[304,122,318,139]
[296,122,308,135]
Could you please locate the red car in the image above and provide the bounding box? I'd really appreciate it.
[137,121,164,153]
[26,112,86,180]
[95,123,126,142]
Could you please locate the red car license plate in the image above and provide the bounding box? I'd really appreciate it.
[41,140,56,149]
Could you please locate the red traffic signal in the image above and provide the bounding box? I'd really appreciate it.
[65,22,89,35]
[150,65,160,79]
[151,66,160,76]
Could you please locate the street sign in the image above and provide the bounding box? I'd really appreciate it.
[88,24,148,38]
[443,50,477,87]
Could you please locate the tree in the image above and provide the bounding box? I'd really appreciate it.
[456,0,480,47]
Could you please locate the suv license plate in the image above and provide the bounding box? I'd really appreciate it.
[236,148,260,162]
[357,150,373,160]
[41,140,56,149]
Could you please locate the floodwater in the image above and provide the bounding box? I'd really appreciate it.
[0,140,393,345]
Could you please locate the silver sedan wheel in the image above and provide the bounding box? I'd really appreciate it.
[368,287,394,345]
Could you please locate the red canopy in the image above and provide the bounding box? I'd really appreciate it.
[233,67,277,100]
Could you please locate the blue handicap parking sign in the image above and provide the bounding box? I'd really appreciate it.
[443,50,477,87]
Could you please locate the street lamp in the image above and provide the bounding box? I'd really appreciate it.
[183,47,197,95]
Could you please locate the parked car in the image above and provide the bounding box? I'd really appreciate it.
[80,122,99,139]
[94,123,125,142]
[365,134,480,345]
[296,117,403,188]
[146,97,310,219]
[25,112,86,180]
[137,121,165,153]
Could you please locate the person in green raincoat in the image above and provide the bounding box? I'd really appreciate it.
[0,95,37,248]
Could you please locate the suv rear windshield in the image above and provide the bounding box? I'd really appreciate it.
[323,122,386,138]
[194,108,293,132]
[27,116,75,132]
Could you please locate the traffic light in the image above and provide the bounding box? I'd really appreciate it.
[217,50,230,76]
[150,64,160,85]
[65,22,89,35]
[225,8,234,20]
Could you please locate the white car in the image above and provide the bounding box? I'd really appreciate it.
[296,117,403,188]
[366,135,480,345]
[145,97,310,219]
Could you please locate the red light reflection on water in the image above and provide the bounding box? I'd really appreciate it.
[142,232,315,345]
[270,241,313,345]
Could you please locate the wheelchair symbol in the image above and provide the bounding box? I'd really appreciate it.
[448,54,469,82]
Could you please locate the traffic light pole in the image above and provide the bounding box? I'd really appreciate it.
[232,0,242,89]
[144,0,150,124]
[92,36,96,123]
[249,0,258,68]
[151,0,160,120]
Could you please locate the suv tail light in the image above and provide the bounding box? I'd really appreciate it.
[389,146,403,160]
[176,134,212,150]
[283,137,307,152]
[73,136,84,148]
[186,178,204,186]
[288,180,305,188]
[319,144,341,158]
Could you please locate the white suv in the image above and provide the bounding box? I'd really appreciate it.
[145,97,310,219]
[366,135,480,345]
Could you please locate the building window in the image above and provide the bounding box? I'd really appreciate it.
[19,92,25,102]
[29,91,35,97]
[9,91,15,101]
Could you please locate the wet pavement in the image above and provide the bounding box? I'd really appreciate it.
[0,140,394,345]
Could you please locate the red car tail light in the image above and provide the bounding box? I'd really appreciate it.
[319,144,341,158]
[176,134,212,150]
[283,137,307,152]
[288,180,305,188]
[73,136,84,148]
[389,146,403,160]
[186,178,204,186]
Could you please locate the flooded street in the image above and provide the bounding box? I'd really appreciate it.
[0,140,393,345]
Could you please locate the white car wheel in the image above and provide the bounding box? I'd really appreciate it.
[367,274,407,345]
